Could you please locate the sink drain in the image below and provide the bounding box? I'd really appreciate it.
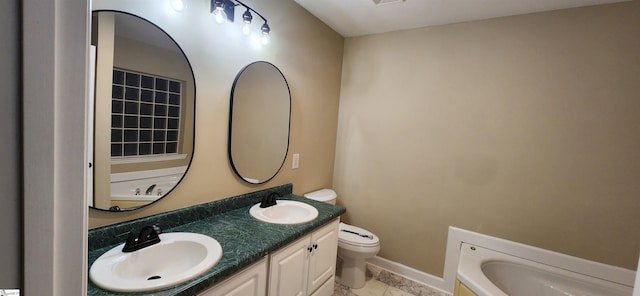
[147,275,162,280]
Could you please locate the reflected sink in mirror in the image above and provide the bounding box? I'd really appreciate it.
[90,232,222,293]
[249,200,319,224]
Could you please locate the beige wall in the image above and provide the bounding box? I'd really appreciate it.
[89,0,344,227]
[334,1,640,277]
[93,12,115,209]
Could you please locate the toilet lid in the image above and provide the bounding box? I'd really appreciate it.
[338,223,379,247]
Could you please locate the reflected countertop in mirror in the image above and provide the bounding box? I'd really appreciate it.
[90,11,195,211]
[229,61,291,184]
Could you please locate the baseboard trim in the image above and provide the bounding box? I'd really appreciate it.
[367,256,450,294]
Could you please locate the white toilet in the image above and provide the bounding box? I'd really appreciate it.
[304,189,380,289]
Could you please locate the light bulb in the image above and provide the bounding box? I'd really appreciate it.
[170,0,185,12]
[243,23,251,35]
[242,9,253,35]
[249,35,262,49]
[213,1,227,24]
[261,23,270,45]
[214,8,227,24]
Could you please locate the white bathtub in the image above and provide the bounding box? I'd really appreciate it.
[110,166,187,201]
[457,243,633,296]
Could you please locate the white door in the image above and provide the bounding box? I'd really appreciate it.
[307,220,339,295]
[269,236,310,296]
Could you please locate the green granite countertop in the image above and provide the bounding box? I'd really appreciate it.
[88,186,345,296]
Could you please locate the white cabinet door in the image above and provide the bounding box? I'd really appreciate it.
[268,218,340,296]
[198,258,267,296]
[268,236,310,296]
[307,220,339,295]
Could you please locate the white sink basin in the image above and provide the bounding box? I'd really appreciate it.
[90,232,222,293]
[249,200,319,224]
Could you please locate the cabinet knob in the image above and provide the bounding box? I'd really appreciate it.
[307,247,313,252]
[313,244,318,250]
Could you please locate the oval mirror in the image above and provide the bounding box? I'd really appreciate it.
[229,62,291,184]
[90,11,195,211]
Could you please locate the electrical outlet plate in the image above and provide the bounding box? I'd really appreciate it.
[292,153,299,169]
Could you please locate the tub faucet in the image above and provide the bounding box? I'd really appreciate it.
[145,184,156,195]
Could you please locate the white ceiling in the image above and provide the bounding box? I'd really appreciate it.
[294,0,631,37]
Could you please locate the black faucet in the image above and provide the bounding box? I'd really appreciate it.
[117,224,162,253]
[260,192,279,208]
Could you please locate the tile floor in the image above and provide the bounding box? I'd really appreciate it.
[334,279,416,296]
[332,264,449,296]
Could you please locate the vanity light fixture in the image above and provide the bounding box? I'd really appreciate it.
[211,0,271,44]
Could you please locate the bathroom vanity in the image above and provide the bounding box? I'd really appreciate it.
[87,184,345,296]
[198,220,338,296]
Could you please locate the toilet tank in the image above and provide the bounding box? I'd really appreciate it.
[304,189,337,205]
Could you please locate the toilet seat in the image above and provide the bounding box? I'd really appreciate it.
[338,223,379,248]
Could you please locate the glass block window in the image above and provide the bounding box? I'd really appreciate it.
[111,69,182,158]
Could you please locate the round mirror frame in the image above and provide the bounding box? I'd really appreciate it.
[228,61,291,184]
[90,10,196,212]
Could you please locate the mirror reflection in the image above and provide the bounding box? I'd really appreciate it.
[229,61,291,184]
[91,11,195,211]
